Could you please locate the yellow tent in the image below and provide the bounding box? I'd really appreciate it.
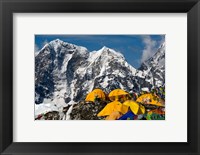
[136,93,164,107]
[97,101,128,117]
[108,89,129,101]
[85,89,106,102]
[105,111,122,120]
[123,100,145,115]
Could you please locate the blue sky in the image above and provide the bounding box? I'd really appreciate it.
[35,35,165,68]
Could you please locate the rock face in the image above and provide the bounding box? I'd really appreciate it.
[35,39,165,107]
[70,101,107,120]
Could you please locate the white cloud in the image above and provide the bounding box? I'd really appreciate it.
[141,35,157,63]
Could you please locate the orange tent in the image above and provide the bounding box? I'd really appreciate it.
[108,89,129,101]
[85,89,106,102]
[97,101,128,117]
[123,100,145,115]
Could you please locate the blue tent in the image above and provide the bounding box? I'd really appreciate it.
[118,111,135,120]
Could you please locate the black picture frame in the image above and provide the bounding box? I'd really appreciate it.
[0,0,200,154]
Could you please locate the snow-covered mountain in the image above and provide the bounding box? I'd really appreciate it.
[35,39,89,105]
[35,39,165,106]
[137,43,165,88]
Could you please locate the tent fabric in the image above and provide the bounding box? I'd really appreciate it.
[97,101,128,117]
[136,93,164,107]
[85,89,106,102]
[118,111,135,120]
[137,105,145,115]
[108,89,129,101]
[105,111,122,120]
[123,100,145,115]
[148,108,165,115]
[146,112,165,120]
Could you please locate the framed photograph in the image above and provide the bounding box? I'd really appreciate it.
[34,34,166,121]
[0,0,200,154]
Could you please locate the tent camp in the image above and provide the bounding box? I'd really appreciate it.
[136,93,165,107]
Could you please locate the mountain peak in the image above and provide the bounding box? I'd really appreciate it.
[101,46,109,50]
[97,46,125,60]
[51,38,63,44]
[49,39,64,47]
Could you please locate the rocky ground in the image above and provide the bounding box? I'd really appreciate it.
[35,100,108,120]
[70,101,107,120]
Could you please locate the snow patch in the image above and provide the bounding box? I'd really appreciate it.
[141,87,149,92]
[35,103,59,116]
